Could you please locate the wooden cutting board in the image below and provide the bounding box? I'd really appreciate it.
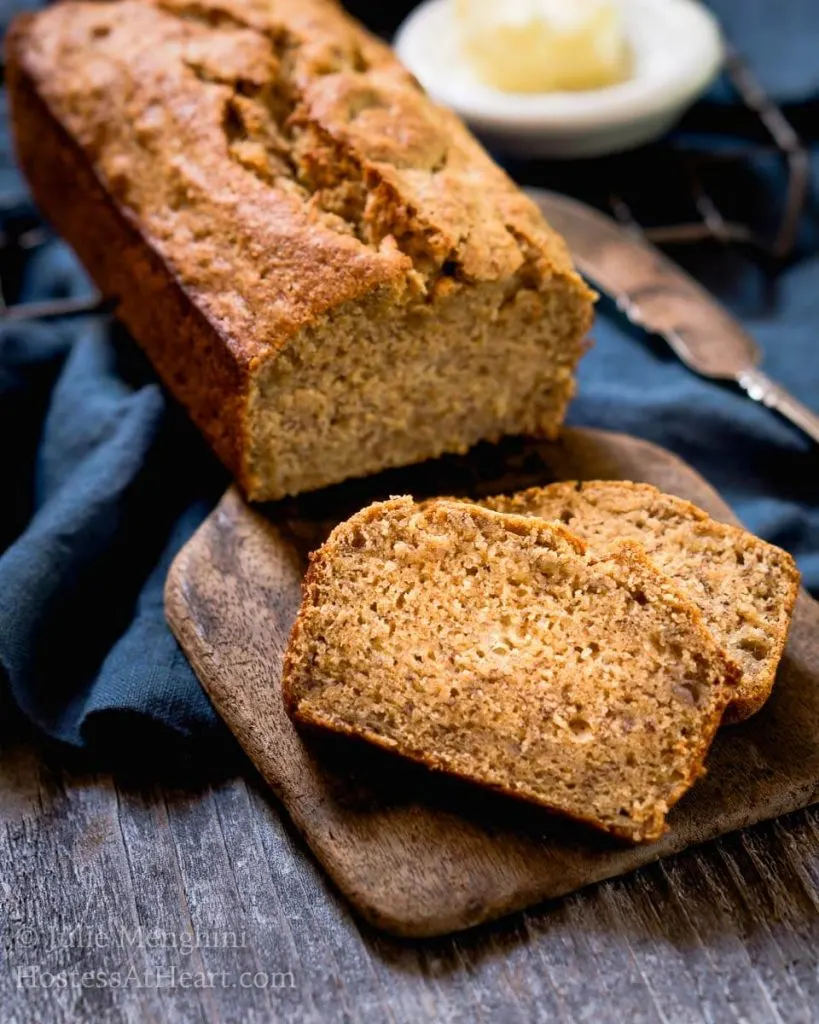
[165,427,819,937]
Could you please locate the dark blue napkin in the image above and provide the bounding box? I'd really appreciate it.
[0,248,228,748]
[1,1,818,753]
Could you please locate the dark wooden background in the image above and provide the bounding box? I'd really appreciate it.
[2,702,818,1024]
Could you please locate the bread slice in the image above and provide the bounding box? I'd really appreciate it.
[283,497,738,843]
[482,481,800,722]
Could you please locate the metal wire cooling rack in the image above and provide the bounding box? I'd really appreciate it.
[0,45,807,325]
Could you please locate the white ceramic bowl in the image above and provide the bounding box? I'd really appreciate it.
[394,0,724,158]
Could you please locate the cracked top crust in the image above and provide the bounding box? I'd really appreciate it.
[13,0,590,369]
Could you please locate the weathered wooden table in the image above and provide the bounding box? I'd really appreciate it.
[2,703,818,1024]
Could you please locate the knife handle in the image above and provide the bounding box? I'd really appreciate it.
[737,368,819,445]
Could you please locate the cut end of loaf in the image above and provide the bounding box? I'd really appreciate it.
[283,497,737,843]
[244,271,591,501]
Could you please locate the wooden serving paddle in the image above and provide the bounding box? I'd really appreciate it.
[165,427,819,937]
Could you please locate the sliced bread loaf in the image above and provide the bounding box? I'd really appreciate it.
[482,481,800,722]
[283,497,738,843]
[8,0,594,502]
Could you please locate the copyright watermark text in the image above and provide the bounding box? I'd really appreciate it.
[15,965,296,991]
[12,924,249,957]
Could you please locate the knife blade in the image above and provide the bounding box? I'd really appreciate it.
[531,188,819,445]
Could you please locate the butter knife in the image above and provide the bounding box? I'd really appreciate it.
[531,188,819,444]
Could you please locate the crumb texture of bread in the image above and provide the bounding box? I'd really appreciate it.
[7,0,594,500]
[283,497,737,843]
[482,481,801,722]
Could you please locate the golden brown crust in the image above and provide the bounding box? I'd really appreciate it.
[8,0,590,349]
[6,14,254,483]
[8,0,593,497]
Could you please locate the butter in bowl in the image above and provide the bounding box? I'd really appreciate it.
[394,0,725,157]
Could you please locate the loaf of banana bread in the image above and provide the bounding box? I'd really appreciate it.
[7,0,594,500]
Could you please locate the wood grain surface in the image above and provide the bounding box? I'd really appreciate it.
[3,724,819,1024]
[164,427,819,938]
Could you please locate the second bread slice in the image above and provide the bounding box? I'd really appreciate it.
[283,497,738,843]
[482,481,800,721]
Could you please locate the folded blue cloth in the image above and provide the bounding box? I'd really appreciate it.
[0,253,228,747]
[1,0,818,752]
